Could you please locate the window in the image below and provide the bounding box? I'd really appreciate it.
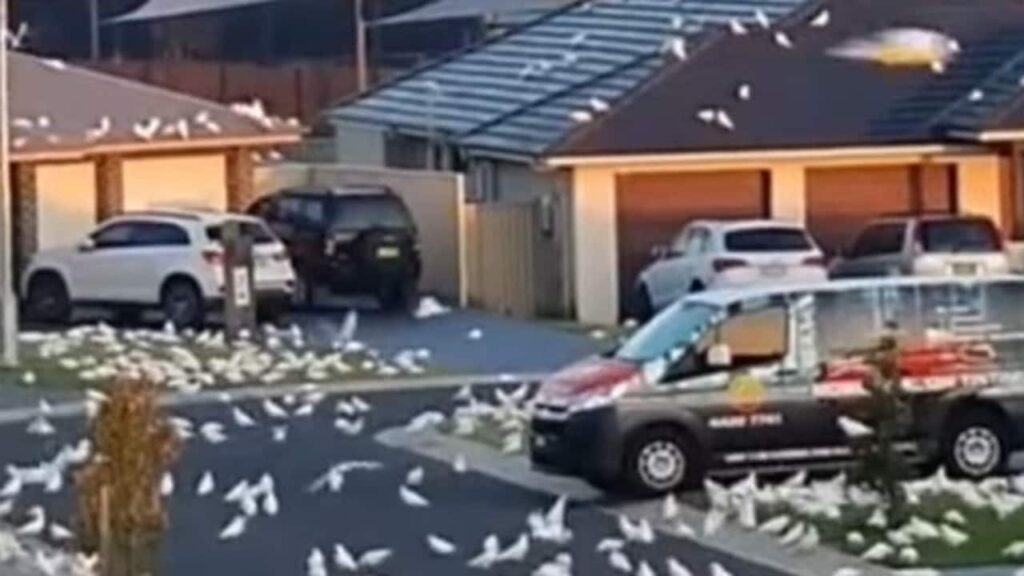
[725,228,812,252]
[329,196,415,232]
[132,223,190,247]
[206,222,276,245]
[278,197,325,228]
[684,228,710,256]
[712,307,788,368]
[669,229,692,257]
[918,219,1001,253]
[616,302,717,363]
[851,223,906,257]
[90,223,137,249]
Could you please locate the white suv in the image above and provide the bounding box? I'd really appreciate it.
[633,220,827,318]
[22,210,296,327]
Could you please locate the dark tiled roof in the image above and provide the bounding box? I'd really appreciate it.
[554,0,1024,159]
[10,52,300,160]
[328,0,811,156]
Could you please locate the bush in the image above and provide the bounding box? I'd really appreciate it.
[75,378,181,576]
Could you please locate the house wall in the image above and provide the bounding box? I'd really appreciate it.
[35,162,97,250]
[568,150,1004,325]
[333,121,387,166]
[122,154,228,211]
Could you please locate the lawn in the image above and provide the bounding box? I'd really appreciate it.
[0,323,443,392]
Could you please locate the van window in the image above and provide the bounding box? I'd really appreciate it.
[725,228,812,252]
[714,307,788,368]
[919,219,1001,253]
[851,223,905,257]
[616,303,717,363]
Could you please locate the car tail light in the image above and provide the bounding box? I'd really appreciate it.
[713,258,747,272]
[802,256,826,267]
[202,248,223,267]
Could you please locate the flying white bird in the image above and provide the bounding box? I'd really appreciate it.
[453,453,468,474]
[17,506,46,536]
[196,471,216,496]
[861,542,894,561]
[846,531,866,548]
[832,569,862,576]
[618,515,655,544]
[338,311,358,344]
[774,31,794,49]
[729,19,747,35]
[710,562,733,576]
[160,472,175,497]
[334,417,364,436]
[199,422,228,444]
[759,515,791,535]
[350,396,372,414]
[898,546,920,565]
[940,524,969,547]
[590,97,610,112]
[703,508,727,536]
[666,557,693,576]
[943,509,967,526]
[48,522,73,542]
[1003,540,1024,559]
[608,549,632,573]
[737,83,752,101]
[809,9,830,27]
[778,522,806,547]
[663,493,680,519]
[334,543,359,571]
[495,532,529,563]
[406,411,445,432]
[596,538,624,553]
[357,548,392,569]
[468,535,502,569]
[262,490,279,516]
[0,474,22,498]
[968,89,984,102]
[294,403,315,417]
[406,466,425,486]
[27,415,55,436]
[636,560,657,576]
[232,406,257,427]
[218,515,247,540]
[796,525,820,551]
[666,37,687,60]
[570,110,593,123]
[426,534,457,556]
[307,548,328,576]
[263,398,289,419]
[399,485,430,507]
[272,426,288,443]
[754,9,770,28]
[838,416,874,439]
[533,553,572,576]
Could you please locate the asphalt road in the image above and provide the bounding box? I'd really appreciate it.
[0,387,786,576]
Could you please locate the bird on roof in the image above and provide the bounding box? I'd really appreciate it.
[42,58,66,71]
[715,109,735,131]
[590,97,610,112]
[85,116,112,142]
[664,37,687,60]
[737,83,752,101]
[133,117,161,141]
[5,22,29,49]
[969,89,984,102]
[570,110,593,123]
[774,31,794,49]
[755,9,771,29]
[729,19,748,35]
[809,9,830,28]
[671,15,685,30]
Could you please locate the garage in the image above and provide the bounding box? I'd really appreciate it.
[122,154,229,212]
[806,165,955,256]
[615,170,768,312]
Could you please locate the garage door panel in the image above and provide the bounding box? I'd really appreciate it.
[616,171,767,313]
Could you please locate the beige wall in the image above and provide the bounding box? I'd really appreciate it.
[254,163,466,304]
[35,162,97,250]
[569,151,1006,326]
[571,168,619,326]
[122,154,228,212]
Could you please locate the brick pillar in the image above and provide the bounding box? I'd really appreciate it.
[95,155,124,221]
[10,163,38,282]
[226,148,256,211]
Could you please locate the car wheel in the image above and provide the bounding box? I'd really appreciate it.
[161,278,204,329]
[623,426,703,496]
[943,410,1009,479]
[631,284,654,322]
[689,280,706,293]
[25,273,71,325]
[292,275,314,310]
[379,280,416,312]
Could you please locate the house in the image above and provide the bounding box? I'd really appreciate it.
[9,52,300,273]
[327,0,1024,326]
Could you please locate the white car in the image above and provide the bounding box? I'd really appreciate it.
[22,210,296,327]
[633,220,827,318]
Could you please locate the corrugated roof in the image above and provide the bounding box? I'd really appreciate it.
[933,39,1024,134]
[552,0,1024,160]
[328,0,811,157]
[373,0,574,27]
[9,53,300,160]
[108,0,279,24]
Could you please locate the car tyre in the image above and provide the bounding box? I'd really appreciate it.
[379,279,416,312]
[623,426,703,496]
[631,284,654,323]
[689,280,706,293]
[943,410,1009,479]
[25,273,71,325]
[161,278,204,329]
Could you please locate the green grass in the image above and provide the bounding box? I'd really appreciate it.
[0,326,447,392]
[765,491,1024,568]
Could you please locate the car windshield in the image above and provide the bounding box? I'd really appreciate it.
[329,196,414,231]
[616,302,718,363]
[206,221,276,244]
[919,220,1001,253]
[725,228,812,252]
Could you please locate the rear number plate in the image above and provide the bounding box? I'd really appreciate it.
[952,263,979,276]
[377,246,400,259]
[760,264,786,277]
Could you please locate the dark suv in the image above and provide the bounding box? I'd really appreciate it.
[248,186,420,309]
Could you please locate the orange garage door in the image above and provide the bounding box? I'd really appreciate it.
[616,171,768,313]
[806,165,955,256]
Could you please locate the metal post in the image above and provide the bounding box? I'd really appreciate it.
[354,0,367,92]
[222,221,256,341]
[88,0,100,60]
[0,0,17,367]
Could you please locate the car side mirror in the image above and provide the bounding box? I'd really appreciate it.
[650,245,668,260]
[706,343,732,368]
[77,238,95,252]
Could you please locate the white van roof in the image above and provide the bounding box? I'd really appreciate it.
[687,275,1024,308]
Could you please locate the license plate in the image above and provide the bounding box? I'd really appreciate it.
[760,264,786,277]
[376,246,400,259]
[952,263,979,276]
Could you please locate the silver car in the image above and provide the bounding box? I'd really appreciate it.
[830,215,1010,279]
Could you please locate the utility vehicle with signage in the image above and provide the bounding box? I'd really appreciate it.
[530,277,1024,494]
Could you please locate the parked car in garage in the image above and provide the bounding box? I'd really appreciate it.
[248,185,421,309]
[631,220,827,319]
[830,214,1010,279]
[531,276,1024,494]
[21,210,295,327]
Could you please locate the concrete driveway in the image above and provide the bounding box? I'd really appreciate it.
[291,307,604,375]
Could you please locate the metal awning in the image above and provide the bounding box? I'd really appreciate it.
[372,0,573,27]
[107,0,281,24]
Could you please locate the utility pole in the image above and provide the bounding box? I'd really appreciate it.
[88,0,100,60]
[354,0,367,92]
[0,0,17,367]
